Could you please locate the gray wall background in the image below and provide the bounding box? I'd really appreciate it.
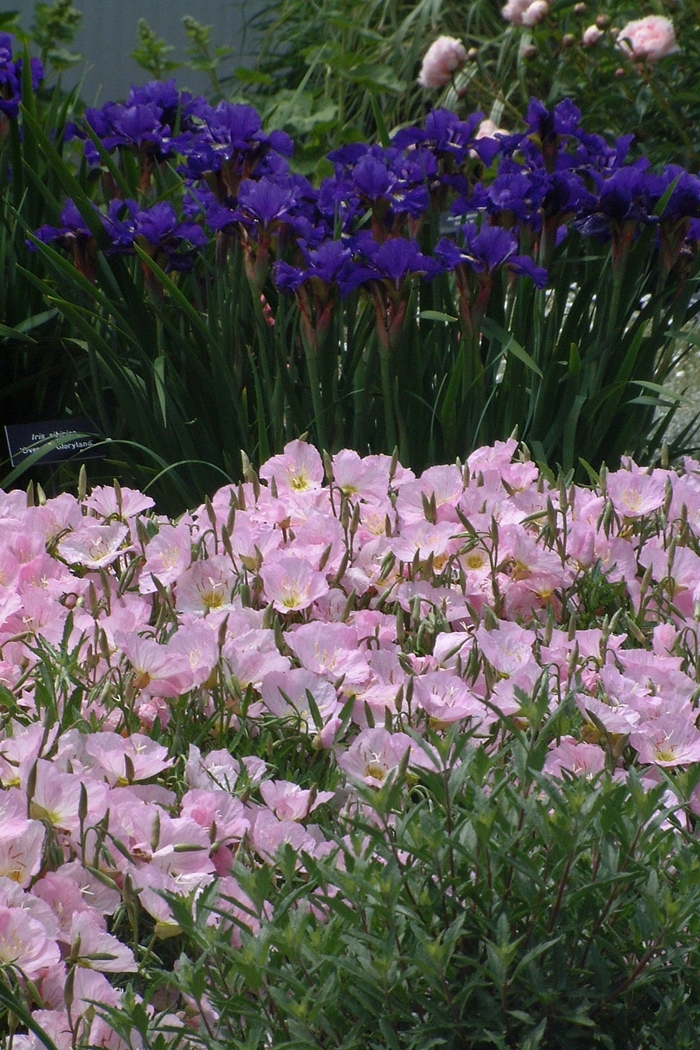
[5,1,266,103]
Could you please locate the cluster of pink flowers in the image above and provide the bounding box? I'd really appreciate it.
[2,439,700,1043]
[501,0,550,27]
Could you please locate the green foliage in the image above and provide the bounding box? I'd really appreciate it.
[160,730,700,1049]
[248,0,700,170]
[130,18,182,82]
[30,0,82,75]
[0,36,88,484]
[182,15,235,99]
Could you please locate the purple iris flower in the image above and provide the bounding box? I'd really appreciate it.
[658,166,700,222]
[274,239,355,293]
[177,102,293,189]
[573,164,666,239]
[0,33,43,118]
[393,108,493,165]
[435,223,548,287]
[340,234,442,296]
[32,200,93,249]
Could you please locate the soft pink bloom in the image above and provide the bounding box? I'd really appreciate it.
[543,737,607,779]
[502,0,545,26]
[83,484,155,519]
[213,876,263,947]
[583,24,603,45]
[249,808,326,861]
[0,906,60,977]
[337,727,430,787]
[413,672,486,727]
[617,15,679,62]
[84,732,174,784]
[259,439,324,493]
[139,518,192,592]
[185,744,266,792]
[476,620,537,676]
[65,912,137,972]
[259,667,341,732]
[259,554,330,613]
[417,36,467,88]
[57,521,130,568]
[27,760,108,832]
[520,0,549,26]
[286,622,368,685]
[181,788,250,844]
[117,633,193,698]
[631,716,700,767]
[175,554,238,615]
[260,780,334,821]
[0,817,46,886]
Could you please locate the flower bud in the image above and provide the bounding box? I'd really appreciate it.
[596,14,611,28]
[562,32,576,46]
[583,24,603,45]
[522,43,538,58]
[574,2,586,11]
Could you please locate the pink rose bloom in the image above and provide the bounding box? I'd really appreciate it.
[582,24,603,45]
[617,15,679,62]
[418,36,467,88]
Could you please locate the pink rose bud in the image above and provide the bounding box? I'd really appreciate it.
[583,24,603,45]
[417,35,468,87]
[596,14,611,28]
[616,15,679,62]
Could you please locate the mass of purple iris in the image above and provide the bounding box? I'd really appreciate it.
[7,20,700,289]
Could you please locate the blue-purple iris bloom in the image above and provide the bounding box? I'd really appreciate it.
[435,224,548,287]
[0,33,43,118]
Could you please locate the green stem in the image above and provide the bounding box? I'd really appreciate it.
[379,346,397,453]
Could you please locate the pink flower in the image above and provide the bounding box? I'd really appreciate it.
[259,553,330,613]
[259,439,324,493]
[260,780,334,821]
[65,912,137,972]
[502,0,548,26]
[0,906,60,977]
[582,24,603,45]
[617,15,679,62]
[543,737,606,779]
[520,0,549,26]
[417,36,467,88]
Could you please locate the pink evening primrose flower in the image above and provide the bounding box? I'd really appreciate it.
[338,727,429,787]
[259,439,324,493]
[0,906,61,977]
[617,15,679,62]
[259,553,330,613]
[57,521,130,569]
[417,36,468,88]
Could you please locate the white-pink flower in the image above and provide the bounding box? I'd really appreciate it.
[617,15,679,62]
[583,24,603,46]
[417,36,467,88]
[0,906,60,977]
[259,554,330,613]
